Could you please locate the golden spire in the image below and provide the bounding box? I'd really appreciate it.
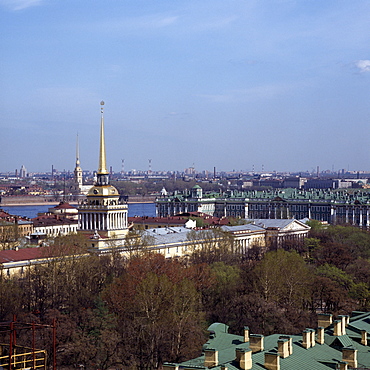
[76,133,80,167]
[98,101,108,174]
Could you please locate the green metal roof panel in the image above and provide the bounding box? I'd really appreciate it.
[175,313,370,369]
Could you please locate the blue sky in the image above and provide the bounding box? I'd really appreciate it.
[1,0,370,174]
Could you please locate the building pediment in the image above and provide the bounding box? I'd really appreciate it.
[272,196,286,202]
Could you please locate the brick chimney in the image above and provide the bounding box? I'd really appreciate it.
[338,315,347,335]
[309,329,315,347]
[317,313,333,328]
[235,348,252,370]
[302,330,311,349]
[244,326,249,343]
[204,348,218,367]
[264,352,280,370]
[317,327,325,345]
[279,336,293,356]
[334,320,343,336]
[342,347,357,368]
[277,339,290,358]
[361,330,368,346]
[338,361,348,370]
[249,334,264,352]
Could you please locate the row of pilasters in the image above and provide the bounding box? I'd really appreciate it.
[79,211,128,231]
[331,207,370,227]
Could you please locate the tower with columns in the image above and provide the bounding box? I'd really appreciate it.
[78,101,128,240]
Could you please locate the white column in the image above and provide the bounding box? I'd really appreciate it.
[330,206,336,225]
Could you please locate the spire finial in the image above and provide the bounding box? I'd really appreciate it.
[76,133,80,166]
[98,101,108,174]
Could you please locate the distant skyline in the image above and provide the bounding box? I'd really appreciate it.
[1,0,370,174]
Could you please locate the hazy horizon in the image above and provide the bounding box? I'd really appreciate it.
[2,1,370,174]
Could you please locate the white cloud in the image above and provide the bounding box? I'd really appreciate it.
[0,0,42,11]
[355,60,370,73]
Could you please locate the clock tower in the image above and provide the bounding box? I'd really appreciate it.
[78,101,128,240]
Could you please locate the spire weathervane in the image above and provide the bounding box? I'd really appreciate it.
[98,100,108,175]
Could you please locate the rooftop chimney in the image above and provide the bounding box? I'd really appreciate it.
[264,352,280,370]
[204,348,218,368]
[235,348,252,370]
[338,361,348,370]
[334,320,343,336]
[342,347,357,368]
[244,326,249,343]
[317,327,325,345]
[249,334,264,353]
[309,329,315,347]
[338,315,347,335]
[361,330,368,346]
[317,313,332,328]
[302,330,311,349]
[277,339,290,358]
[279,336,293,356]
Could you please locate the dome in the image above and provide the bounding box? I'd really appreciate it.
[87,184,119,197]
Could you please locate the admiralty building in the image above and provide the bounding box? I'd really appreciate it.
[156,185,370,227]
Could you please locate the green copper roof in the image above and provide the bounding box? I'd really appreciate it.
[157,187,370,205]
[170,311,370,370]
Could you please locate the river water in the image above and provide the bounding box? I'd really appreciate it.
[1,203,156,219]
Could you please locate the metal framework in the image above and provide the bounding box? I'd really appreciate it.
[0,316,56,370]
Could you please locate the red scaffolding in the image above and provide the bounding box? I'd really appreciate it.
[0,316,56,370]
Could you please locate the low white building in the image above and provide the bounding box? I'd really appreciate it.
[32,214,78,238]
